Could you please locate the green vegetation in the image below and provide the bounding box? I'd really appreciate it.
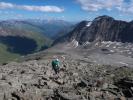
[0,21,53,63]
[28,31,53,51]
[17,22,53,50]
[2,21,52,51]
[0,43,20,63]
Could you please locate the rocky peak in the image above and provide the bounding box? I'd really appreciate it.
[53,15,133,45]
[94,15,114,21]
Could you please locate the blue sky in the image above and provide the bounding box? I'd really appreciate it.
[0,0,133,22]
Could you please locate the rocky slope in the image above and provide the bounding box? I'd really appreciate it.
[53,15,133,45]
[0,49,133,100]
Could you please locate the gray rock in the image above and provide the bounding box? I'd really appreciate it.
[57,92,82,100]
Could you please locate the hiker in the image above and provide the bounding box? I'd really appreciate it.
[52,59,60,74]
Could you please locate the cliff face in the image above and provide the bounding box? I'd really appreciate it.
[54,15,133,45]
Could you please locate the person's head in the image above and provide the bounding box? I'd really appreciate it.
[55,59,59,62]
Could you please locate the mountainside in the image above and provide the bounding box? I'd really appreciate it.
[53,15,133,45]
[0,20,52,63]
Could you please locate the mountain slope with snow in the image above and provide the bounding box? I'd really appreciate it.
[53,15,133,45]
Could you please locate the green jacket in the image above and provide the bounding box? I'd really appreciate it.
[52,60,60,69]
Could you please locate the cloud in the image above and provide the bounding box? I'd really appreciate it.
[0,2,14,9]
[76,0,122,11]
[0,2,64,13]
[116,0,133,13]
[76,0,133,13]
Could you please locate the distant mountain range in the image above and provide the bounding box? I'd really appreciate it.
[26,19,74,39]
[53,15,133,45]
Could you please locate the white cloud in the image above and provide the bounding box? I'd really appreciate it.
[76,0,133,13]
[0,2,14,9]
[116,0,133,13]
[76,0,122,11]
[0,2,64,13]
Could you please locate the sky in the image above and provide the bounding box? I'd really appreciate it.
[0,0,133,22]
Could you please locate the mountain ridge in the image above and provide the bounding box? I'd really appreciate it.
[53,15,133,45]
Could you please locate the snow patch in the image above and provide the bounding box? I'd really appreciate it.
[101,41,114,45]
[95,42,99,46]
[68,39,79,48]
[110,50,115,53]
[73,40,79,48]
[119,62,128,66]
[86,22,92,27]
[83,41,90,46]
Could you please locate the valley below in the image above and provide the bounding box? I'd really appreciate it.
[0,19,72,63]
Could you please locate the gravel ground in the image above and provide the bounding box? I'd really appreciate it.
[0,41,133,99]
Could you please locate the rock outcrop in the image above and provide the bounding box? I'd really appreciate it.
[53,15,133,45]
